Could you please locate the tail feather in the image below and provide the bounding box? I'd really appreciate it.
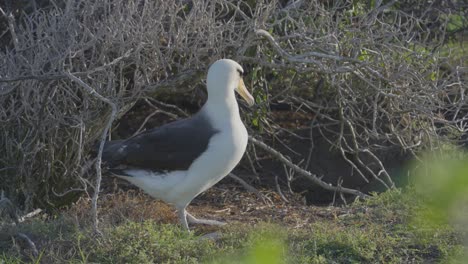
[108,168,133,177]
[93,140,126,167]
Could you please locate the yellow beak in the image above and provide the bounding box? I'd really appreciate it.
[235,78,255,106]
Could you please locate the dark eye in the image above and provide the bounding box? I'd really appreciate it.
[237,69,244,76]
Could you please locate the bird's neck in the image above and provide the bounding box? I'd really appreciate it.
[202,91,241,127]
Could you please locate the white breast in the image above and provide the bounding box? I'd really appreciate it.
[165,119,248,206]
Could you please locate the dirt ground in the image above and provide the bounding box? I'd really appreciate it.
[70,181,356,235]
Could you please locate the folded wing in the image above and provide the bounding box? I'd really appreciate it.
[102,112,219,172]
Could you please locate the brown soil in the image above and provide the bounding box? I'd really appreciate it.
[67,185,353,234]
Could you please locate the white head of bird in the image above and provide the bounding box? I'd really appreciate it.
[206,59,255,107]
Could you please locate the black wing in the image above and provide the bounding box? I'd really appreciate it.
[102,112,219,172]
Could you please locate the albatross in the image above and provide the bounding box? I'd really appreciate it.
[102,59,254,230]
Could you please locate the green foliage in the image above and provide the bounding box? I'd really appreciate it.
[209,188,464,264]
[446,14,466,33]
[349,0,367,16]
[412,150,468,227]
[1,189,465,264]
[409,149,468,262]
[3,154,468,263]
[91,222,216,263]
[286,188,464,263]
[301,223,380,263]
[210,226,286,264]
[0,253,23,264]
[17,217,78,240]
[249,66,269,131]
[246,237,284,264]
[439,40,467,66]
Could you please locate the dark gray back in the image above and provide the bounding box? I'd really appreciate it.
[102,111,219,172]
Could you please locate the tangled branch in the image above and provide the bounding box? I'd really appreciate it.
[0,0,465,210]
[249,137,368,199]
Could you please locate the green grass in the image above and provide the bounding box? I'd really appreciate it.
[91,222,217,263]
[3,188,464,264]
[209,189,466,264]
[1,152,467,263]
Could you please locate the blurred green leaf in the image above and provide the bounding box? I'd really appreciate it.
[413,151,468,226]
[246,237,284,264]
[252,117,259,127]
[411,149,468,261]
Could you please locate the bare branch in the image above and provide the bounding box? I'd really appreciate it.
[18,209,42,223]
[0,191,19,224]
[65,72,117,233]
[0,7,19,50]
[229,173,270,204]
[15,233,39,257]
[0,0,464,211]
[249,137,369,199]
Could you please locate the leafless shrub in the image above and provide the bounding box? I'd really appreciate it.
[240,0,467,191]
[0,0,466,211]
[0,0,253,210]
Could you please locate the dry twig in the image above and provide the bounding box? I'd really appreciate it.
[66,72,117,233]
[0,0,465,210]
[229,173,270,204]
[249,137,368,199]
